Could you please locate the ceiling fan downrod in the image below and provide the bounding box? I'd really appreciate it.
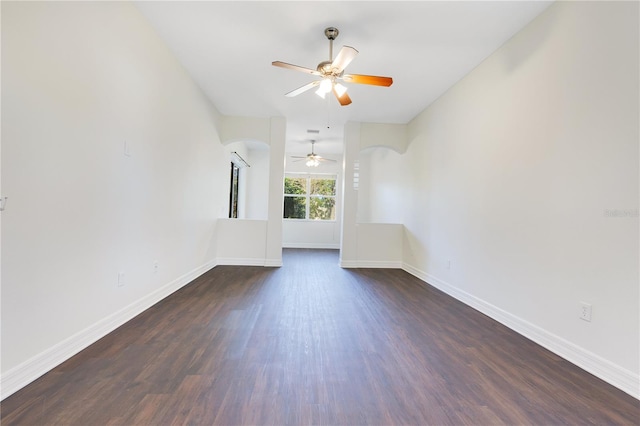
[324,27,339,62]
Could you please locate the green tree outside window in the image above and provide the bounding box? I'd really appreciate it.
[283,175,336,220]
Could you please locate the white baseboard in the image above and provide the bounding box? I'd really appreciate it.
[402,262,640,400]
[216,257,282,267]
[354,260,403,269]
[264,258,282,267]
[0,259,218,401]
[282,242,340,249]
[340,260,402,268]
[216,257,266,266]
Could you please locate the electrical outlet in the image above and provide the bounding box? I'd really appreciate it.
[153,261,159,274]
[579,302,592,322]
[446,260,451,270]
[117,272,125,287]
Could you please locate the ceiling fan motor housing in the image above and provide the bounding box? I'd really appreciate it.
[317,60,337,75]
[324,27,339,40]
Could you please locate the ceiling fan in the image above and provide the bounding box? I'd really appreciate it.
[291,140,337,167]
[272,27,393,106]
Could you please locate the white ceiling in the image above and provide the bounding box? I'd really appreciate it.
[135,1,552,154]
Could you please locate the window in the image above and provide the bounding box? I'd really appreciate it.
[284,174,336,220]
[229,162,239,218]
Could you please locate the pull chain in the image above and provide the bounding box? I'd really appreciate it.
[327,95,331,130]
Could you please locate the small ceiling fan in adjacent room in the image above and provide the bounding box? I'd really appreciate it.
[272,27,393,106]
[291,140,337,167]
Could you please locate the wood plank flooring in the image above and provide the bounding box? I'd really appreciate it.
[2,248,639,425]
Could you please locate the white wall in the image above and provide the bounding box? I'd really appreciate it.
[282,151,342,249]
[216,219,267,265]
[218,116,285,267]
[359,123,407,153]
[244,148,270,220]
[355,223,403,268]
[282,220,341,249]
[1,1,230,398]
[403,1,639,397]
[341,122,408,266]
[354,146,406,267]
[357,147,406,224]
[224,140,270,220]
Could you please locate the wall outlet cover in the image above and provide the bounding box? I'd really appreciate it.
[579,302,592,322]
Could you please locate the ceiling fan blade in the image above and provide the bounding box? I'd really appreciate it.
[333,87,352,106]
[332,46,358,72]
[272,61,321,76]
[318,157,337,163]
[285,81,320,97]
[291,156,308,159]
[342,74,393,87]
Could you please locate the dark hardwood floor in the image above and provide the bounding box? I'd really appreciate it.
[2,248,638,425]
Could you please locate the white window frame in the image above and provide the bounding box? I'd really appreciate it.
[283,173,337,221]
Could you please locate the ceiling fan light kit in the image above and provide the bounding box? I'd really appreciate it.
[306,157,320,167]
[315,78,333,98]
[334,83,347,97]
[272,27,393,106]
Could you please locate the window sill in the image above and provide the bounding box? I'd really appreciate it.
[283,219,337,223]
